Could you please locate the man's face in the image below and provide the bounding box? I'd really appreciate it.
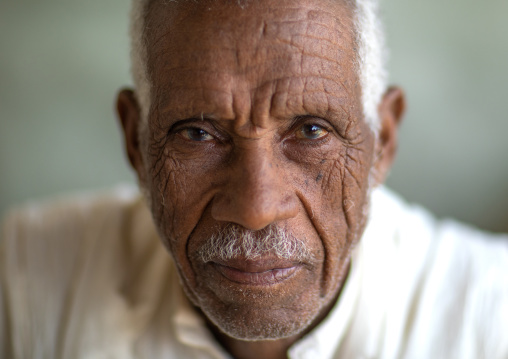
[135,0,378,340]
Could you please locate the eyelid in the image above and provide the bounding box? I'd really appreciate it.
[289,116,334,135]
[168,118,207,133]
[169,118,230,143]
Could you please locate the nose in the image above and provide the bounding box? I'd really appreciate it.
[211,144,299,230]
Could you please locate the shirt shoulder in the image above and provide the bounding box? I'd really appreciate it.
[0,185,154,292]
[0,186,172,358]
[372,187,508,359]
[1,185,146,251]
[420,219,508,358]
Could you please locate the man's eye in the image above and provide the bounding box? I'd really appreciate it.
[295,124,328,140]
[179,128,214,142]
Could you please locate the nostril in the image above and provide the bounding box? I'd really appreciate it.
[211,189,298,231]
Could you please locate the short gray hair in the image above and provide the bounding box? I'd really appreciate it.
[129,0,387,133]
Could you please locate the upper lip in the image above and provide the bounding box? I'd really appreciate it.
[211,257,300,272]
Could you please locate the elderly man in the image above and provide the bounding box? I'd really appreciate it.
[1,0,507,358]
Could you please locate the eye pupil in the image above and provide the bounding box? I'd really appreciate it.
[186,128,211,141]
[301,124,325,139]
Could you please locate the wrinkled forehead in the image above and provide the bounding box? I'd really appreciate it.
[146,0,355,36]
[144,0,360,118]
[145,0,357,71]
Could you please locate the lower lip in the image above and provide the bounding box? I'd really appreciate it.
[213,263,299,286]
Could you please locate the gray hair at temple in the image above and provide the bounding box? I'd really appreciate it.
[128,0,387,134]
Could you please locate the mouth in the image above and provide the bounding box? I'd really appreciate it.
[211,258,301,286]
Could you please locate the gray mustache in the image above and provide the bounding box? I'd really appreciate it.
[197,224,314,263]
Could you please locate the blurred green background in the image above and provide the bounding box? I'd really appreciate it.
[1,0,507,232]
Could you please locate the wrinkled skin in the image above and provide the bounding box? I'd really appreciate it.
[117,0,404,358]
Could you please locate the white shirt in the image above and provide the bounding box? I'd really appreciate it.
[1,186,507,359]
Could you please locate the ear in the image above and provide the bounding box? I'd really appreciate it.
[372,86,406,186]
[116,88,147,184]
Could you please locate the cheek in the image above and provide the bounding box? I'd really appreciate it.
[308,150,349,251]
[297,140,374,297]
[341,141,376,236]
[144,143,227,300]
[147,147,184,237]
[292,145,348,224]
[145,140,220,250]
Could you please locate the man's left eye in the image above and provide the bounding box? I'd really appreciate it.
[295,124,329,140]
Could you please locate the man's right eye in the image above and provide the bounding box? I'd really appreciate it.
[179,128,214,142]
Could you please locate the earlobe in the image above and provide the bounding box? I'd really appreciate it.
[373,86,406,186]
[116,88,146,182]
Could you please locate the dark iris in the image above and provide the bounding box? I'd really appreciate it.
[182,128,213,141]
[297,124,327,139]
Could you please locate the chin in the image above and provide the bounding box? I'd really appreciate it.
[181,277,328,342]
[204,302,320,341]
